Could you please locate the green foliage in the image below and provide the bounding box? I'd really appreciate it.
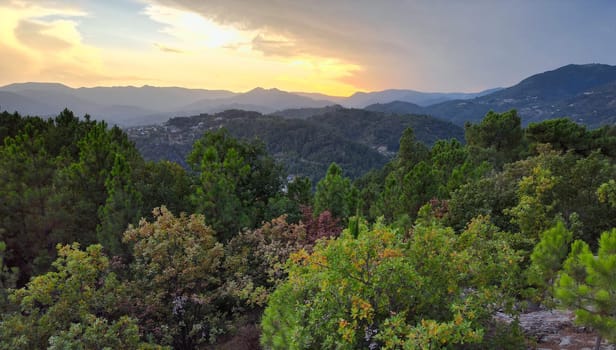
[136,160,194,220]
[505,165,558,245]
[97,153,143,257]
[46,315,165,350]
[397,127,430,169]
[0,110,197,284]
[597,179,616,208]
[367,128,484,224]
[526,118,590,154]
[261,215,521,349]
[0,241,18,311]
[0,243,158,349]
[0,124,56,281]
[464,110,525,168]
[188,128,284,240]
[52,121,141,248]
[449,145,616,246]
[286,176,313,207]
[128,108,464,184]
[527,221,573,303]
[123,207,228,348]
[223,216,310,308]
[314,163,357,222]
[554,229,616,344]
[374,129,433,222]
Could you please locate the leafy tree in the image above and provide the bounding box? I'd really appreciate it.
[136,160,194,220]
[449,146,616,245]
[597,179,616,208]
[554,229,616,349]
[97,153,143,257]
[223,215,310,308]
[397,127,429,169]
[122,207,228,348]
[371,130,478,224]
[526,118,590,155]
[313,163,357,222]
[505,165,558,247]
[286,176,313,207]
[44,109,96,159]
[0,111,26,143]
[0,125,56,283]
[188,129,284,240]
[465,110,525,168]
[301,206,343,244]
[0,244,157,349]
[261,213,521,349]
[51,121,141,249]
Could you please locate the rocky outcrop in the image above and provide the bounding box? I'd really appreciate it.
[495,310,614,349]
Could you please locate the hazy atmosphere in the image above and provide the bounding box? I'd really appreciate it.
[2,0,616,95]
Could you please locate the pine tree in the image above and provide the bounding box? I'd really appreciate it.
[97,153,143,257]
[555,229,616,349]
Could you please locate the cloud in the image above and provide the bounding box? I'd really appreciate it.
[0,0,105,86]
[138,1,365,93]
[14,20,72,51]
[145,0,401,61]
[143,0,616,92]
[154,43,185,53]
[251,33,299,57]
[142,3,255,50]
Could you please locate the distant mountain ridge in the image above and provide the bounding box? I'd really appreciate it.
[343,88,502,108]
[368,64,616,128]
[3,63,616,128]
[0,82,499,126]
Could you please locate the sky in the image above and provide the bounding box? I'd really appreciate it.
[1,0,615,96]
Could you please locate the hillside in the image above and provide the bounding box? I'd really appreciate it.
[126,108,464,182]
[345,88,501,108]
[368,64,616,128]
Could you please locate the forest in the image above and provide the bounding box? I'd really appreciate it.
[1,108,616,349]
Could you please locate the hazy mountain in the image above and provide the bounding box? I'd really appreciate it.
[364,101,425,115]
[4,64,616,128]
[0,82,500,127]
[0,84,336,126]
[369,64,616,128]
[0,83,230,126]
[0,91,56,117]
[344,88,502,108]
[75,85,236,112]
[181,87,335,115]
[292,92,347,104]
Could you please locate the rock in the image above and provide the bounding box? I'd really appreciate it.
[559,336,572,346]
[517,310,573,338]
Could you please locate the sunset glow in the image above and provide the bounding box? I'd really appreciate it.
[1,1,615,94]
[0,0,363,95]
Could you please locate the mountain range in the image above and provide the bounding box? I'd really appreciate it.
[0,82,498,127]
[368,64,616,128]
[2,64,616,129]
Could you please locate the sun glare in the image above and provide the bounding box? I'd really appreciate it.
[144,4,253,50]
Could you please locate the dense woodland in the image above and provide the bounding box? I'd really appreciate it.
[126,107,464,183]
[2,108,616,349]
